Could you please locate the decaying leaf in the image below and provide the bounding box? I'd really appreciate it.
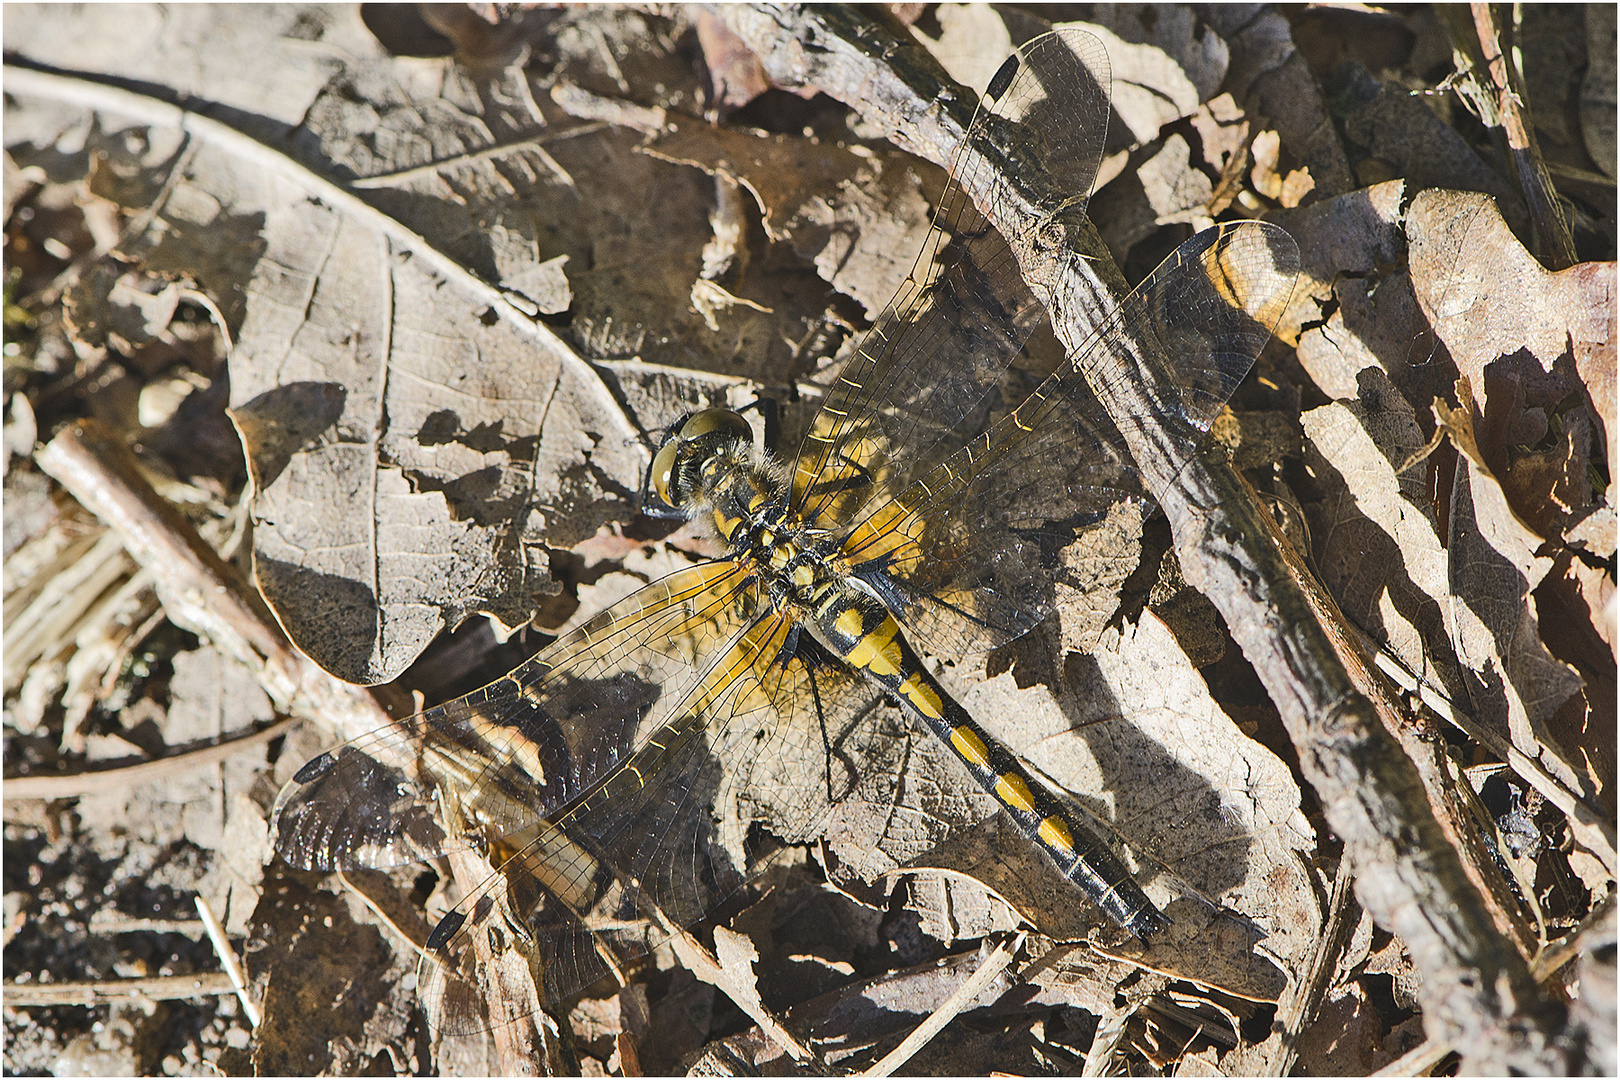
[643,113,933,320]
[1407,192,1613,808]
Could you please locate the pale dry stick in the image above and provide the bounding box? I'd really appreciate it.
[549,83,669,136]
[1531,892,1617,983]
[0,63,640,459]
[863,931,1025,1078]
[3,530,130,688]
[1366,636,1615,871]
[35,421,394,747]
[714,6,1576,1072]
[1081,998,1135,1079]
[194,895,261,1027]
[88,913,206,938]
[3,717,296,800]
[1466,3,1579,270]
[1372,1035,1454,1078]
[1261,855,1358,1077]
[337,871,431,957]
[3,973,238,1006]
[660,918,813,1065]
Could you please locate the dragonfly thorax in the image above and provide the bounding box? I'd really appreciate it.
[648,408,847,612]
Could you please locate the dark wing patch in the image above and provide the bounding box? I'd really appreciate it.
[272,561,767,873]
[790,30,1111,532]
[415,608,878,1035]
[839,222,1301,658]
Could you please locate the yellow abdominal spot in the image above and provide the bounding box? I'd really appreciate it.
[995,773,1037,815]
[834,607,864,641]
[846,621,902,677]
[1038,816,1076,855]
[949,726,991,769]
[792,564,815,588]
[899,673,943,719]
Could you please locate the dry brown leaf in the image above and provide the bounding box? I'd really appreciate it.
[246,872,418,1075]
[1405,190,1613,815]
[644,115,932,320]
[1301,387,1452,696]
[1408,190,1615,551]
[1203,6,1355,200]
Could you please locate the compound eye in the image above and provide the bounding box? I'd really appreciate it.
[649,438,681,508]
[680,408,751,440]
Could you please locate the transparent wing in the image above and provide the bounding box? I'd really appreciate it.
[839,222,1302,657]
[272,561,770,873]
[416,609,877,1035]
[789,28,1110,531]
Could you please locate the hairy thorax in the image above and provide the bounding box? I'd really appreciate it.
[694,444,864,629]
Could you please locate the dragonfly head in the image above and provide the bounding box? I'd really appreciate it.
[646,408,754,517]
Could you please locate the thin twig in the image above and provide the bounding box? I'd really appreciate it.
[194,895,260,1027]
[87,913,206,938]
[1530,892,1617,983]
[1366,639,1615,870]
[2,972,237,1006]
[3,717,295,800]
[337,871,431,958]
[864,931,1025,1077]
[1263,857,1359,1075]
[1465,3,1578,268]
[1372,1036,1453,1078]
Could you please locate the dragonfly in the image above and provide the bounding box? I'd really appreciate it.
[271,28,1301,1036]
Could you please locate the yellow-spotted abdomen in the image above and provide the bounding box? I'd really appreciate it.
[815,587,1168,940]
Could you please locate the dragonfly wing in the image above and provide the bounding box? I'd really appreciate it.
[1087,218,1304,475]
[416,608,878,1034]
[840,222,1302,657]
[790,29,1110,530]
[272,560,767,873]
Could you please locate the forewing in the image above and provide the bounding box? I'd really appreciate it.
[271,561,766,873]
[790,29,1110,530]
[417,610,879,1035]
[840,222,1302,657]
